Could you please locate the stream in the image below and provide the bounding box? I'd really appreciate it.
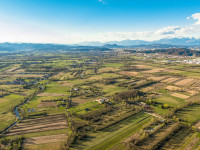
[0,89,40,135]
[0,99,28,135]
[0,78,49,136]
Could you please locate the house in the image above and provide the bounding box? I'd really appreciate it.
[139,102,149,108]
[74,87,79,91]
[94,98,109,103]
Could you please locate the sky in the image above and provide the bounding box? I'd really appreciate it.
[0,0,200,44]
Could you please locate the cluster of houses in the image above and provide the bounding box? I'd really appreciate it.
[162,59,200,64]
[94,98,150,107]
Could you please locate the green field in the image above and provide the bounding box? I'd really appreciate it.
[176,105,200,123]
[45,82,71,94]
[154,94,186,108]
[72,113,151,150]
[0,94,26,131]
[0,49,200,150]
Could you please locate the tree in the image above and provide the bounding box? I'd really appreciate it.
[163,104,169,109]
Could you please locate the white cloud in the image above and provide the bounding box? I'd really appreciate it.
[65,31,157,43]
[1,12,200,44]
[155,26,181,35]
[190,13,200,25]
[90,13,200,42]
[69,13,200,43]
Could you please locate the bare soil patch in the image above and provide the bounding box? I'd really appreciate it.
[119,71,138,76]
[166,86,181,91]
[20,114,66,123]
[24,142,63,150]
[170,92,190,99]
[13,74,44,78]
[38,101,57,107]
[37,93,67,96]
[6,124,67,136]
[175,78,195,86]
[17,119,66,128]
[133,65,152,69]
[24,134,66,145]
[187,90,199,96]
[142,68,166,73]
[148,76,167,81]
[5,114,67,136]
[191,80,200,88]
[141,87,154,92]
[9,122,67,133]
[161,77,180,83]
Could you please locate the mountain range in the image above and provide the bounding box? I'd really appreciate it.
[79,37,200,46]
[1,37,200,51]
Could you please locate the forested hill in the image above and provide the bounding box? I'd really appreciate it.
[0,43,112,52]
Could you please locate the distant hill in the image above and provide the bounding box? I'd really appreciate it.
[0,43,112,52]
[78,37,200,46]
[0,43,71,51]
[1,37,200,52]
[103,44,123,48]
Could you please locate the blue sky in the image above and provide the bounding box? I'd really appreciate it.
[0,0,200,43]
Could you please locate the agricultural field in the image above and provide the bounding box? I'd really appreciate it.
[0,50,200,150]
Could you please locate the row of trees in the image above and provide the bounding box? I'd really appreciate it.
[146,99,170,109]
[112,90,144,102]
[0,136,24,150]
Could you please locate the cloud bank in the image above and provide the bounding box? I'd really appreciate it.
[66,13,200,43]
[0,13,200,43]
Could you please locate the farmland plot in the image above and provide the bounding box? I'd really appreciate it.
[147,76,167,81]
[135,123,180,150]
[175,78,196,86]
[161,77,180,83]
[119,71,138,76]
[5,114,68,136]
[72,113,151,150]
[24,134,66,145]
[170,92,190,99]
